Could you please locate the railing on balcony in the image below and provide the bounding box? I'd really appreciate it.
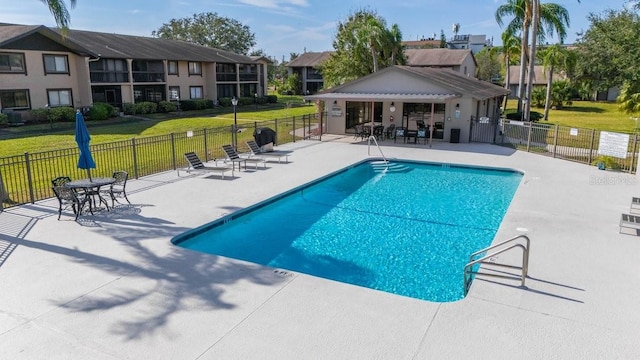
[216,73,237,82]
[132,72,165,83]
[239,73,258,82]
[90,71,129,83]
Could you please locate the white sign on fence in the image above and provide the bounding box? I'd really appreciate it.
[598,131,629,159]
[570,128,578,136]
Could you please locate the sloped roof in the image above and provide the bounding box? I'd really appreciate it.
[0,24,92,55]
[0,23,257,63]
[507,65,567,85]
[405,48,475,67]
[53,28,256,62]
[286,51,333,67]
[305,65,508,101]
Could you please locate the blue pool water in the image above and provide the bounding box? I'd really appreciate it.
[173,160,522,302]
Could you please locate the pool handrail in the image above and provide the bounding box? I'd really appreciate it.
[463,234,530,296]
[367,136,388,169]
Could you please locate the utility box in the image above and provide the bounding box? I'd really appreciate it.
[450,128,460,143]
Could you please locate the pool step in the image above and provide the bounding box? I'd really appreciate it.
[370,161,412,173]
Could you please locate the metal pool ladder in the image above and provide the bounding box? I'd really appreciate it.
[367,136,388,169]
[463,235,530,296]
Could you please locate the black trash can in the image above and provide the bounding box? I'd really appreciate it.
[450,128,460,143]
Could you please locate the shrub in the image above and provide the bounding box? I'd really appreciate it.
[158,101,177,113]
[180,99,213,111]
[505,111,543,122]
[137,101,157,114]
[218,97,232,107]
[29,108,49,123]
[87,102,116,120]
[47,107,75,122]
[266,95,278,103]
[0,113,7,125]
[122,102,136,115]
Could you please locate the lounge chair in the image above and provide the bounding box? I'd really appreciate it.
[620,213,640,235]
[246,140,291,163]
[179,152,234,179]
[631,197,640,213]
[221,144,266,171]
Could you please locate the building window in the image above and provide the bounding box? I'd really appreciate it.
[0,89,30,109]
[188,62,202,75]
[0,52,26,73]
[189,86,203,99]
[168,61,179,75]
[169,86,180,100]
[47,89,73,107]
[43,54,69,74]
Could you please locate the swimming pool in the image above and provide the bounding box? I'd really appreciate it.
[173,160,523,302]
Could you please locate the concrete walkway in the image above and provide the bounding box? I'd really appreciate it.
[1,138,639,359]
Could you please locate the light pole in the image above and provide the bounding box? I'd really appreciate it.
[254,93,258,110]
[232,96,238,148]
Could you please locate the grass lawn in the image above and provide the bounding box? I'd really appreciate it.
[0,101,317,157]
[505,100,638,133]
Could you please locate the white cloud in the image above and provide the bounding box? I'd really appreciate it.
[238,0,309,10]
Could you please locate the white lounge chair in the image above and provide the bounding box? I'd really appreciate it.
[246,140,292,163]
[179,152,234,179]
[619,213,640,235]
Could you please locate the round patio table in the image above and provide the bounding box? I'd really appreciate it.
[66,177,116,211]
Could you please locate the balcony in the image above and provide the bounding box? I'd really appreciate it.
[90,71,129,83]
[132,72,165,83]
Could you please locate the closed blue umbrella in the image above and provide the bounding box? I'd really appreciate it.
[75,109,95,180]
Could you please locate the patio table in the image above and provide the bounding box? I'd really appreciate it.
[66,177,116,211]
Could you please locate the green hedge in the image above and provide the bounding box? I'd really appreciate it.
[87,102,116,120]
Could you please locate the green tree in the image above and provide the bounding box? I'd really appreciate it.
[499,31,521,109]
[152,12,256,54]
[495,0,571,114]
[475,47,502,82]
[538,44,573,119]
[575,9,640,93]
[320,9,404,88]
[439,30,447,48]
[41,0,76,30]
[618,81,640,116]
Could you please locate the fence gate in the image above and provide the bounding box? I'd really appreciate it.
[470,116,497,143]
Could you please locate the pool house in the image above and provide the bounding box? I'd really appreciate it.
[304,65,509,143]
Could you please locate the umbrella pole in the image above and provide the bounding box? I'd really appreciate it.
[87,168,92,181]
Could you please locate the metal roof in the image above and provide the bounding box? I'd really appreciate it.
[304,65,509,102]
[286,51,333,67]
[305,92,459,101]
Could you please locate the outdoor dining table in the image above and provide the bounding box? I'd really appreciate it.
[65,177,116,211]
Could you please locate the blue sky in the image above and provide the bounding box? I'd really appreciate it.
[0,0,632,61]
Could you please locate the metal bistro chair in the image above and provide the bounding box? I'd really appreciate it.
[51,176,93,220]
[101,170,131,207]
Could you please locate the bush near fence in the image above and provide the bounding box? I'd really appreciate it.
[0,114,321,210]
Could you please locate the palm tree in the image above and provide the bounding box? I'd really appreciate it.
[496,0,571,114]
[384,24,405,66]
[538,44,571,119]
[617,81,640,117]
[41,0,77,29]
[500,31,521,110]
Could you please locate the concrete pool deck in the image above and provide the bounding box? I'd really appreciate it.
[1,138,639,359]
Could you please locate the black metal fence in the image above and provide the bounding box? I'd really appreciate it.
[497,119,639,173]
[0,114,322,210]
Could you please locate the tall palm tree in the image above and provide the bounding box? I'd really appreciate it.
[538,44,571,119]
[500,31,522,110]
[496,0,571,114]
[384,24,405,66]
[41,0,77,29]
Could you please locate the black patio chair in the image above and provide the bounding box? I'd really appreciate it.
[101,170,131,207]
[52,183,93,220]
